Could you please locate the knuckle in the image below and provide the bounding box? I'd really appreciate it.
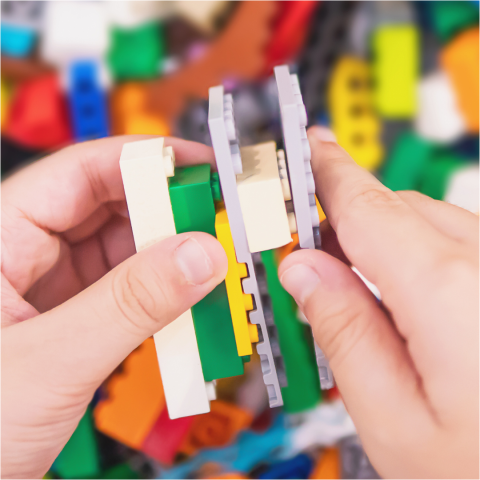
[309,299,372,368]
[111,264,170,334]
[348,186,402,213]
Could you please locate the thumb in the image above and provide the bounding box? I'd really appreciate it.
[4,232,228,395]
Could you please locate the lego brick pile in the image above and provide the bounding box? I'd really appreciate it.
[2,2,478,479]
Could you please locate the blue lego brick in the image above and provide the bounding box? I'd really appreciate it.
[258,453,314,479]
[68,61,109,142]
[1,24,36,57]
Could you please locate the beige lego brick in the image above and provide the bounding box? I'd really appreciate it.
[237,141,292,253]
[120,137,211,419]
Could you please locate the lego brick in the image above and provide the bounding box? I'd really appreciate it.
[141,407,195,465]
[120,138,211,419]
[41,1,110,66]
[173,1,231,35]
[428,1,479,43]
[298,1,356,121]
[314,342,335,390]
[441,27,479,133]
[111,83,170,136]
[4,73,72,150]
[258,453,313,479]
[1,1,43,57]
[94,338,165,450]
[180,400,253,456]
[68,60,109,142]
[444,164,479,214]
[309,448,340,479]
[108,23,165,81]
[1,79,12,131]
[415,70,466,144]
[339,436,380,479]
[215,208,254,357]
[146,1,278,120]
[372,24,419,118]
[275,65,320,249]
[169,165,244,381]
[53,406,100,479]
[382,131,435,192]
[107,1,171,28]
[236,142,292,253]
[208,85,284,408]
[328,56,384,171]
[260,249,321,413]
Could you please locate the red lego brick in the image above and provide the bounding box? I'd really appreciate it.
[141,407,195,465]
[5,73,72,149]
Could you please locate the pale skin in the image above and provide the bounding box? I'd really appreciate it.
[1,129,478,478]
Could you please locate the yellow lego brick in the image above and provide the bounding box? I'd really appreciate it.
[248,323,259,343]
[1,79,12,131]
[372,25,419,118]
[328,56,384,171]
[215,207,254,356]
[315,196,326,224]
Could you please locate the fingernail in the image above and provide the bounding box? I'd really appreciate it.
[175,238,214,285]
[280,264,321,307]
[309,126,337,143]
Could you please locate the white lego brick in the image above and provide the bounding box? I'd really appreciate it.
[173,1,229,34]
[120,137,211,419]
[444,164,479,214]
[41,1,110,66]
[415,71,467,144]
[237,142,292,253]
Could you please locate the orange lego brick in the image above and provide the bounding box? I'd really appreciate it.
[180,400,253,456]
[94,338,165,450]
[310,448,340,479]
[441,27,479,133]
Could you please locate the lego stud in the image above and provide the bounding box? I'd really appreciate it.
[306,172,315,194]
[281,178,292,202]
[162,146,175,177]
[205,381,217,401]
[230,143,243,175]
[300,127,311,162]
[288,212,297,233]
[310,205,320,227]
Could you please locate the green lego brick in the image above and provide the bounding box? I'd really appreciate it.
[429,1,479,43]
[53,406,100,479]
[420,153,467,201]
[260,249,321,414]
[101,463,140,479]
[169,165,244,382]
[108,22,164,81]
[210,171,222,203]
[382,131,435,192]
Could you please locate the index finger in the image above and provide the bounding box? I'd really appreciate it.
[1,135,215,233]
[308,127,453,299]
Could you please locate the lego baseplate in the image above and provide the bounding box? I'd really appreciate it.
[208,85,285,408]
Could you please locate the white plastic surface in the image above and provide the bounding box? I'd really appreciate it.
[120,138,211,419]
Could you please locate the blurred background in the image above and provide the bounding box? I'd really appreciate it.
[1,1,479,479]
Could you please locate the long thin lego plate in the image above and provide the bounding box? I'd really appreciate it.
[208,86,284,408]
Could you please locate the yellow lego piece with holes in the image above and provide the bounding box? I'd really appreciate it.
[215,207,254,356]
[328,56,384,171]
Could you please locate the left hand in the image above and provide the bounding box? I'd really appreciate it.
[1,136,228,478]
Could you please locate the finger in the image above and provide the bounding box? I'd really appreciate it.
[397,190,479,246]
[3,232,227,399]
[2,136,214,293]
[320,219,350,266]
[1,135,215,233]
[278,249,437,477]
[308,126,453,305]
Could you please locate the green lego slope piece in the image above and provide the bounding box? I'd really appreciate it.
[429,1,479,43]
[53,406,100,479]
[420,153,467,201]
[108,22,164,81]
[382,131,435,192]
[101,463,140,479]
[260,249,321,413]
[169,165,244,382]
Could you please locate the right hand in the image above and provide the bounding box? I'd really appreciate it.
[279,126,479,479]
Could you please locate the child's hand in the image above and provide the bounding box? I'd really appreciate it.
[279,127,479,479]
[1,137,228,479]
